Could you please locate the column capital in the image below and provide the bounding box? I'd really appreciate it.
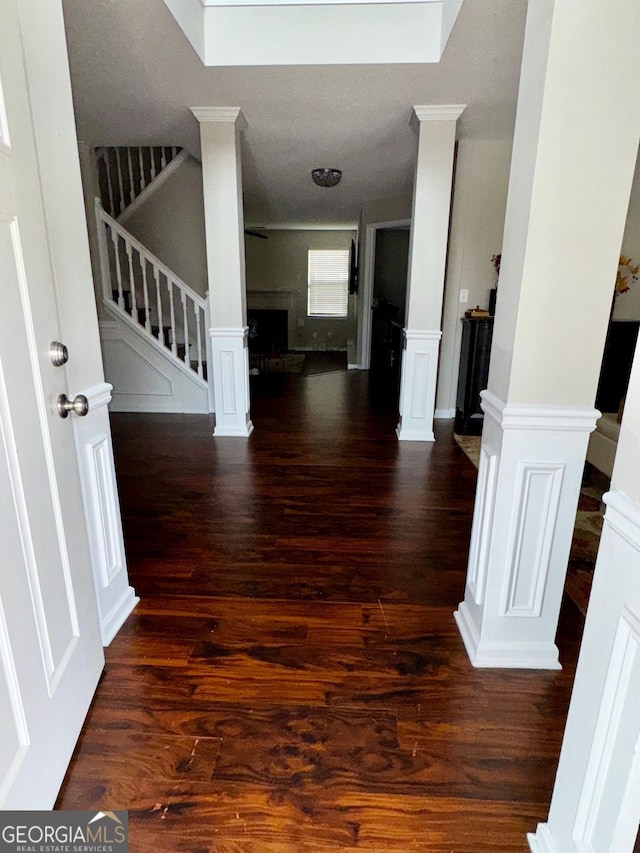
[480,391,600,433]
[412,105,466,123]
[190,107,247,131]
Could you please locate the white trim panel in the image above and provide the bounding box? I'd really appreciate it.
[71,382,138,646]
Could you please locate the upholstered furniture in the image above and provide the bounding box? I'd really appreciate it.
[586,413,621,479]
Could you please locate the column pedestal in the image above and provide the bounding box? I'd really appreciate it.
[72,382,138,644]
[455,391,598,669]
[528,491,640,852]
[209,327,253,437]
[396,330,441,442]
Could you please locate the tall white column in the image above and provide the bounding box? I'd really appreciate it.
[397,105,464,442]
[455,0,640,668]
[529,342,640,852]
[191,107,253,437]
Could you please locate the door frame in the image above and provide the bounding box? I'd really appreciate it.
[360,218,411,371]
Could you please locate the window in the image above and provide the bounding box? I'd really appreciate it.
[307,249,350,317]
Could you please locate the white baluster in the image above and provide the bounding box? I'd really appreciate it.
[181,291,189,364]
[154,267,164,346]
[150,146,157,181]
[195,304,204,378]
[167,278,177,356]
[110,227,125,309]
[115,148,125,216]
[171,146,178,160]
[126,241,137,318]
[127,148,135,204]
[141,256,151,332]
[138,147,146,192]
[161,147,167,170]
[104,150,116,217]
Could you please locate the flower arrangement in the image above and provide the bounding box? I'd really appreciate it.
[615,255,639,296]
[491,253,501,281]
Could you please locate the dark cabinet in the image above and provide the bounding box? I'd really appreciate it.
[595,321,639,413]
[455,317,494,435]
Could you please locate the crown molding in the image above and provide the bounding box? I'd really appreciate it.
[413,105,466,122]
[190,107,247,130]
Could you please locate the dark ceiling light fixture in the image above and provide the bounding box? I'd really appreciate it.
[311,167,342,188]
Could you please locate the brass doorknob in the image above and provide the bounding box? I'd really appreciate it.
[57,393,89,418]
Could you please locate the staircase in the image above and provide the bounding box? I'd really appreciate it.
[94,147,210,413]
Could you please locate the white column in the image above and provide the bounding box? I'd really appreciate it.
[191,107,253,437]
[529,345,640,852]
[397,105,464,442]
[455,0,640,669]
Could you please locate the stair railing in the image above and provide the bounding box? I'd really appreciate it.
[95,198,207,383]
[96,146,181,219]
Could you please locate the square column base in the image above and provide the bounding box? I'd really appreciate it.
[529,490,640,852]
[209,327,253,437]
[396,330,441,442]
[457,391,599,670]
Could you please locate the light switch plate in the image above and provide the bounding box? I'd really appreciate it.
[459,289,469,304]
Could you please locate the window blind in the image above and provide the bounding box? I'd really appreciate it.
[307,249,350,317]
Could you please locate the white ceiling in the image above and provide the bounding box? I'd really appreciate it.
[61,0,527,228]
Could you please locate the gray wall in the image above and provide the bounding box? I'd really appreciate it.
[245,229,357,351]
[125,155,208,297]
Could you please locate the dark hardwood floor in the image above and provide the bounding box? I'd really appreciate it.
[57,370,583,851]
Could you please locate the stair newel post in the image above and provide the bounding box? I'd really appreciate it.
[94,199,113,305]
[125,239,137,317]
[167,278,177,356]
[153,266,164,347]
[195,304,204,379]
[115,148,125,217]
[204,294,214,413]
[141,256,151,333]
[138,147,146,192]
[180,290,189,365]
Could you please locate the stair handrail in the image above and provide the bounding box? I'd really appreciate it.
[95,199,206,310]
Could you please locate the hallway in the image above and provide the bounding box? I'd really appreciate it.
[57,370,584,851]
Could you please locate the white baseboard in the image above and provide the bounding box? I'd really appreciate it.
[527,825,557,853]
[100,586,139,646]
[213,421,254,438]
[434,408,455,419]
[454,602,561,669]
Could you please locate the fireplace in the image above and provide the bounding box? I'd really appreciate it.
[247,309,288,355]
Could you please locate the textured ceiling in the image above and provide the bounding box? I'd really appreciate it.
[61,0,527,227]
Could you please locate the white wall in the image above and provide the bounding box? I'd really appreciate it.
[125,155,208,297]
[245,229,357,352]
[435,137,513,417]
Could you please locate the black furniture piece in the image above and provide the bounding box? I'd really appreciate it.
[455,317,494,435]
[595,320,640,414]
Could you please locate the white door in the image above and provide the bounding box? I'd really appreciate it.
[0,0,104,808]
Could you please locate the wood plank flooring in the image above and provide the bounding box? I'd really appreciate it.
[57,371,584,851]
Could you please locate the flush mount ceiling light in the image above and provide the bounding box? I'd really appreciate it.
[311,168,342,188]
